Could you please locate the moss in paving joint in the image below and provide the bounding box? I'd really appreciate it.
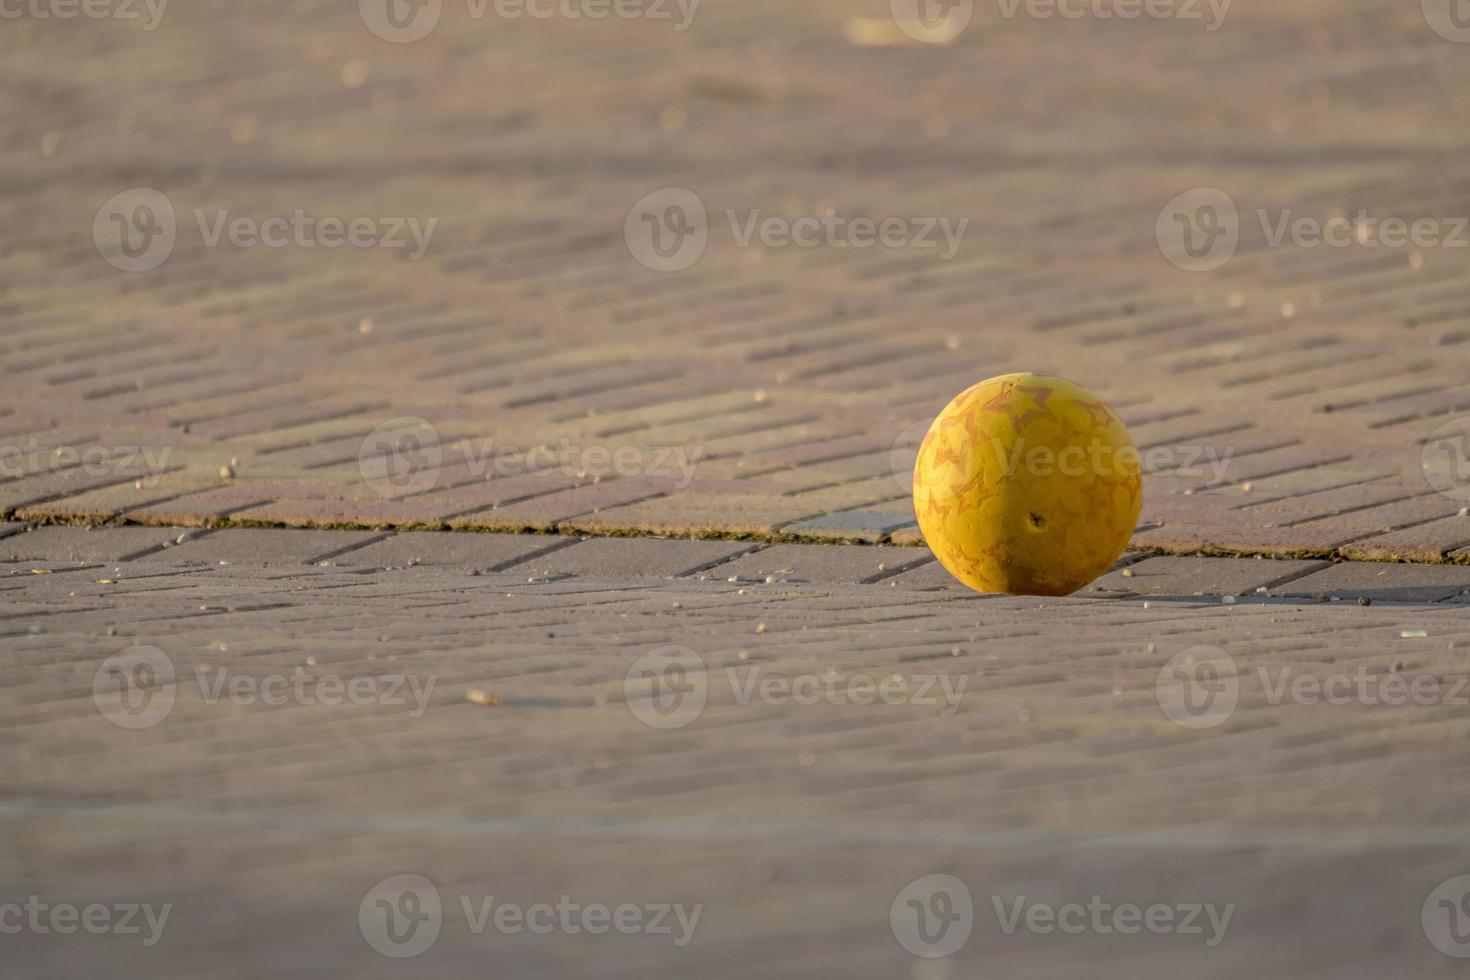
[6,510,1470,566]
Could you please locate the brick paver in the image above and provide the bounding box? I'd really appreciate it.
[3,530,1470,976]
[702,542,931,585]
[330,529,577,570]
[1089,556,1332,597]
[514,536,757,579]
[0,525,206,563]
[141,528,385,565]
[1269,562,1470,603]
[1,0,1469,562]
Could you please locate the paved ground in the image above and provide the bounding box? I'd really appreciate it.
[8,2,1470,976]
[5,527,1470,975]
[4,0,1470,557]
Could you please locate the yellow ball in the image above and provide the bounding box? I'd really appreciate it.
[913,373,1142,596]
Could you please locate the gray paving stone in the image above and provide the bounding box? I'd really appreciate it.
[0,526,202,563]
[9,0,1470,971]
[3,533,1470,979]
[0,523,23,541]
[514,537,759,579]
[708,543,931,585]
[780,511,919,541]
[138,528,384,566]
[1091,556,1332,597]
[892,551,1147,595]
[1268,562,1470,602]
[880,555,968,591]
[330,531,574,570]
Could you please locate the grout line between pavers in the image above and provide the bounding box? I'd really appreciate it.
[488,535,586,573]
[1256,561,1336,593]
[9,516,1470,567]
[114,529,217,564]
[307,532,396,565]
[860,554,935,585]
[675,543,766,579]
